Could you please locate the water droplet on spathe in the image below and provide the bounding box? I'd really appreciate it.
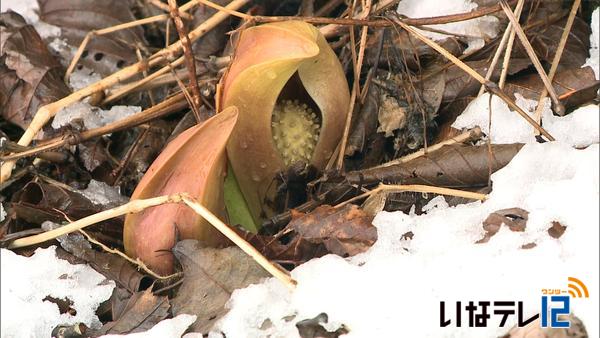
[302,43,314,53]
[266,70,277,79]
[259,162,267,169]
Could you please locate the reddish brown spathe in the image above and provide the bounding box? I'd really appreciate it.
[124,107,238,276]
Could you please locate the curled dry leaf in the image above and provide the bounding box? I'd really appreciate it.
[476,207,529,244]
[548,221,567,239]
[0,12,70,130]
[11,180,123,246]
[377,92,407,137]
[95,288,170,336]
[52,229,149,294]
[171,240,269,334]
[220,21,350,224]
[505,67,600,110]
[38,0,147,75]
[235,227,327,268]
[346,143,524,188]
[287,204,377,258]
[124,107,238,276]
[236,204,376,267]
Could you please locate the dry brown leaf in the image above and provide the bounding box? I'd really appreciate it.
[11,180,122,236]
[477,208,529,244]
[95,288,170,335]
[58,233,150,294]
[439,59,531,105]
[38,0,147,75]
[505,67,600,109]
[171,240,270,334]
[346,144,524,188]
[191,0,232,59]
[288,204,376,258]
[345,84,386,170]
[377,92,407,137]
[236,228,328,268]
[548,221,567,239]
[0,12,70,130]
[517,15,591,69]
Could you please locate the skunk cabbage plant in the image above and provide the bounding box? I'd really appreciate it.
[220,21,350,224]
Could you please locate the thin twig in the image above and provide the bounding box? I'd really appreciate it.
[103,56,185,104]
[420,11,565,84]
[315,0,345,17]
[8,193,297,289]
[336,184,488,208]
[374,127,483,169]
[110,125,150,185]
[135,48,156,106]
[131,59,225,93]
[148,0,194,20]
[320,0,517,38]
[498,15,518,89]
[0,93,188,162]
[533,0,581,122]
[195,0,518,33]
[337,0,371,170]
[8,194,181,248]
[181,195,296,289]
[79,228,179,280]
[499,0,564,115]
[169,0,203,122]
[388,14,555,141]
[168,64,198,117]
[477,0,525,97]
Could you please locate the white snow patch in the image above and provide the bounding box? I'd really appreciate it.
[0,203,6,222]
[1,246,115,338]
[397,0,499,53]
[69,67,103,91]
[51,102,140,131]
[452,93,599,146]
[544,104,600,148]
[99,314,197,338]
[583,8,599,80]
[213,142,599,338]
[79,180,128,208]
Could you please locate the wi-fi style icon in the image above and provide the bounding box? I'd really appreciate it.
[567,277,589,298]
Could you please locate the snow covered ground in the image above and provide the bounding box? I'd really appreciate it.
[1,247,115,337]
[453,94,599,146]
[213,141,599,338]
